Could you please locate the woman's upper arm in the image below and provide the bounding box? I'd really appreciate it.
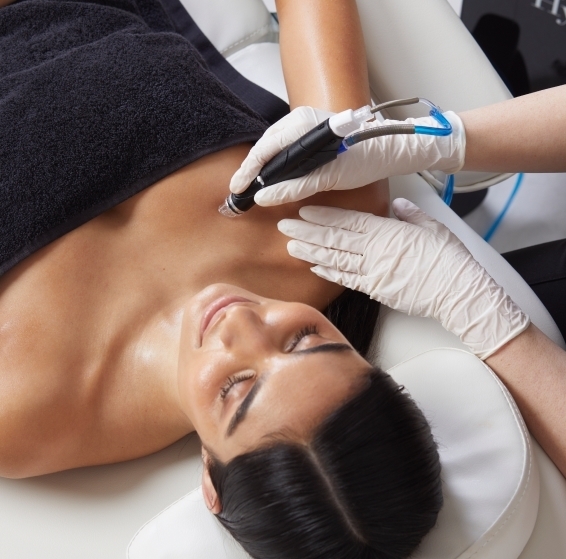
[275,0,370,111]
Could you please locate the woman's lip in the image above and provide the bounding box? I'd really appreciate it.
[200,296,253,343]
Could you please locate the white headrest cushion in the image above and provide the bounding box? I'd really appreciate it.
[128,348,539,559]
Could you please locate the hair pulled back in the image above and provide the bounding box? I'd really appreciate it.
[208,367,443,559]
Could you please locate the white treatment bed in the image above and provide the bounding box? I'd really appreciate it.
[1,2,565,559]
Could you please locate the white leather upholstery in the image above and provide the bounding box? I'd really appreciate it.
[128,349,539,559]
[356,1,510,116]
[391,351,539,559]
[178,0,274,57]
[227,43,289,103]
[519,443,566,559]
[376,309,566,559]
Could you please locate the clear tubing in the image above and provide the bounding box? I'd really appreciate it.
[428,108,451,127]
[328,106,373,137]
[417,98,438,111]
[417,99,452,135]
[353,105,373,124]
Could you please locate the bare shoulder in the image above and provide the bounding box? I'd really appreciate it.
[0,304,87,478]
[0,0,17,7]
[0,304,183,477]
[0,385,80,479]
[0,223,191,477]
[0,236,105,477]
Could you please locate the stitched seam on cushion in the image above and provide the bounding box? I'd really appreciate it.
[220,24,272,54]
[464,370,534,559]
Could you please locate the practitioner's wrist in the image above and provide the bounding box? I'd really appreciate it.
[439,264,531,360]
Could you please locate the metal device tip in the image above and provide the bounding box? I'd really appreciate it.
[218,198,241,218]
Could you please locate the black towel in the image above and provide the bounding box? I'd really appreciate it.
[158,0,289,125]
[0,0,277,276]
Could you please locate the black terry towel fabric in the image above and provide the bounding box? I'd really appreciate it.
[0,0,279,276]
[158,0,289,125]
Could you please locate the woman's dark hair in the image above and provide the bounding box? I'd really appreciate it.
[323,287,381,358]
[207,366,443,559]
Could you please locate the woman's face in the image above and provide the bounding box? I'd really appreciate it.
[177,283,370,463]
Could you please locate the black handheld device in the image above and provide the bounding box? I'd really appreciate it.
[221,119,343,216]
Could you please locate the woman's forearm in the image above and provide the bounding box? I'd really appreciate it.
[460,85,566,173]
[275,0,370,111]
[486,324,566,477]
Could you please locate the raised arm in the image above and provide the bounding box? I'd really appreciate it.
[228,1,390,205]
[276,0,370,111]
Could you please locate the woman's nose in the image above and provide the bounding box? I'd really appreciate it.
[217,303,272,351]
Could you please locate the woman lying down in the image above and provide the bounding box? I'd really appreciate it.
[0,0,548,558]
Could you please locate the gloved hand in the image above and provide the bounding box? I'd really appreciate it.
[230,106,466,207]
[277,199,529,360]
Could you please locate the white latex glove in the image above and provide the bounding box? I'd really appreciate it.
[230,106,466,207]
[277,199,529,360]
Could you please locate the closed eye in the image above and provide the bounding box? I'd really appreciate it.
[225,341,353,438]
[220,371,256,401]
[286,324,319,352]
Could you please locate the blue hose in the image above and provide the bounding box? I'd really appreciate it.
[483,173,524,243]
[442,174,455,205]
[414,125,452,136]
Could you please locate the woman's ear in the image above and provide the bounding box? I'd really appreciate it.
[201,448,222,514]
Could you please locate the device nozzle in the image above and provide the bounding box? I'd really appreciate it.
[218,197,242,218]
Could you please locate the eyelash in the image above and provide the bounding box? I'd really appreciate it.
[287,324,320,352]
[220,371,255,401]
[219,324,320,401]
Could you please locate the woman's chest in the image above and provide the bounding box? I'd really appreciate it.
[0,143,389,386]
[0,146,389,474]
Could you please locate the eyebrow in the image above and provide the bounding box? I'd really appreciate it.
[295,343,353,356]
[225,342,353,438]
